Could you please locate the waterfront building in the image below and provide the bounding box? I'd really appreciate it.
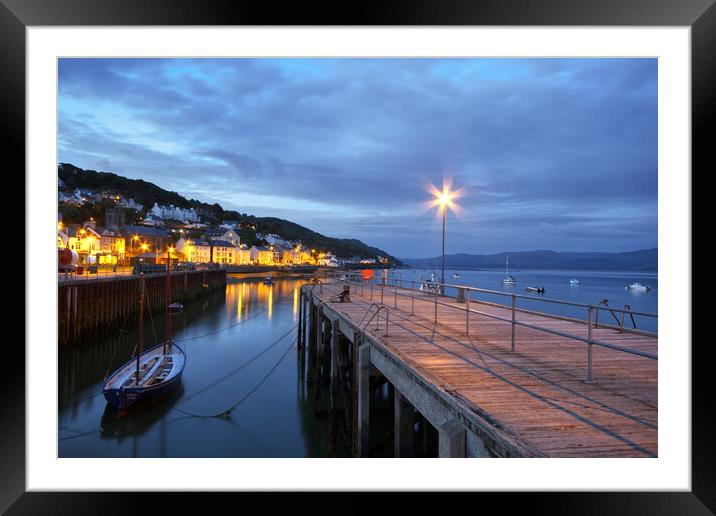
[236,245,252,265]
[211,240,239,265]
[95,227,126,261]
[122,225,170,258]
[204,228,241,247]
[250,245,275,265]
[61,224,101,262]
[175,237,211,263]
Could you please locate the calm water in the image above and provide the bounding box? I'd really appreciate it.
[59,276,332,458]
[59,268,657,457]
[403,268,658,332]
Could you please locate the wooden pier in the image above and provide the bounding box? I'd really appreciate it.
[57,269,226,348]
[298,278,657,458]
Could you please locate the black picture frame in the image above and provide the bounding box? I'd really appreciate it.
[5,0,710,511]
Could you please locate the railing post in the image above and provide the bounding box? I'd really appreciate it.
[511,294,516,352]
[394,284,397,308]
[466,290,470,336]
[411,281,415,316]
[381,278,384,305]
[434,285,438,324]
[370,279,373,300]
[586,306,594,383]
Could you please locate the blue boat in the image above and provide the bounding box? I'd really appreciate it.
[104,254,185,413]
[103,341,185,412]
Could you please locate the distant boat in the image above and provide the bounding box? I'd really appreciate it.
[168,302,183,314]
[103,266,185,413]
[263,276,273,284]
[453,273,461,279]
[569,279,580,285]
[525,286,545,293]
[626,282,651,292]
[502,255,516,285]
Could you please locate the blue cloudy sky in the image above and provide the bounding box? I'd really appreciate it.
[58,58,657,258]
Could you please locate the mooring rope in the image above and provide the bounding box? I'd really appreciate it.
[59,324,300,441]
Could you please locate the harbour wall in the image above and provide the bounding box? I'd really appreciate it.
[57,269,226,348]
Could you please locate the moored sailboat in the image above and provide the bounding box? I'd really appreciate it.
[103,251,185,413]
[502,254,516,285]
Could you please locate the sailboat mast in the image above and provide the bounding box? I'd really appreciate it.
[137,273,144,385]
[164,248,171,354]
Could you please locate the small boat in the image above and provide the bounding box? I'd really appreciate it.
[339,273,347,281]
[626,282,651,292]
[103,342,186,412]
[569,279,580,285]
[168,302,183,314]
[263,275,273,284]
[525,286,545,293]
[502,255,516,285]
[103,264,185,413]
[453,273,461,279]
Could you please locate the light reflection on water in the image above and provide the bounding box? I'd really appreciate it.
[59,276,332,458]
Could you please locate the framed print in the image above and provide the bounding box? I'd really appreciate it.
[5,0,712,511]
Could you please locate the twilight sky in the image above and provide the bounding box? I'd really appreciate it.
[58,58,657,258]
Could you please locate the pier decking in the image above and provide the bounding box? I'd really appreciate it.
[299,278,657,458]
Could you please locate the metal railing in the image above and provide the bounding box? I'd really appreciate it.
[357,303,390,336]
[57,262,218,283]
[328,269,657,383]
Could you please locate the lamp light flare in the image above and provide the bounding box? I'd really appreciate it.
[427,180,463,215]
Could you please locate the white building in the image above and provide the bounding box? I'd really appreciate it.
[149,203,200,223]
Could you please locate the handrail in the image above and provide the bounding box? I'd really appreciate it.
[333,269,657,382]
[357,303,383,328]
[338,269,657,317]
[359,305,389,336]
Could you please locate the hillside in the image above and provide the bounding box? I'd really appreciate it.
[401,248,657,272]
[57,163,400,263]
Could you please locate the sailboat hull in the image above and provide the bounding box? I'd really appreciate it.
[103,342,185,412]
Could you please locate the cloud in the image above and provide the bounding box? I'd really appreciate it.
[58,58,657,256]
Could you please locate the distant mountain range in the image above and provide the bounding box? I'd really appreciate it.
[401,248,657,272]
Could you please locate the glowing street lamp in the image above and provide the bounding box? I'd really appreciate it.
[429,181,461,292]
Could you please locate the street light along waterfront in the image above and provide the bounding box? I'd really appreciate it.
[429,181,460,292]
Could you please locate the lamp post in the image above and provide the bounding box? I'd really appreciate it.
[441,202,446,290]
[430,183,458,295]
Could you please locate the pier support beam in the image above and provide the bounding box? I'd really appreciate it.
[438,419,466,458]
[356,343,371,457]
[328,320,341,456]
[394,390,415,457]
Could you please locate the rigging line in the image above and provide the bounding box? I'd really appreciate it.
[144,287,160,346]
[58,331,293,441]
[59,427,101,442]
[103,306,132,382]
[59,390,104,409]
[172,338,297,419]
[173,288,297,343]
[180,323,299,402]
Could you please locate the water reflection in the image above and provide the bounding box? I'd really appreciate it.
[59,276,326,458]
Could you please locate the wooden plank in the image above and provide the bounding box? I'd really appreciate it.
[314,283,658,458]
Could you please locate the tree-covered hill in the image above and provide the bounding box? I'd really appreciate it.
[58,163,400,263]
